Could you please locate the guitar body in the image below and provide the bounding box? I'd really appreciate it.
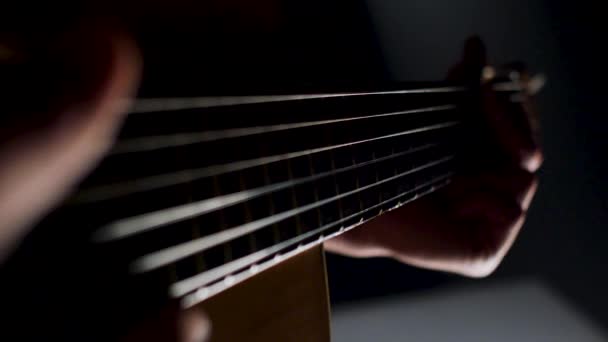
[1,222,331,342]
[198,245,330,342]
[121,246,332,342]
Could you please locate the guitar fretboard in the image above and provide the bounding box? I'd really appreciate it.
[60,84,468,307]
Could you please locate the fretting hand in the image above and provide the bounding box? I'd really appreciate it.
[325,37,543,277]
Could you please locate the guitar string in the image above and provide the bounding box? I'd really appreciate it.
[129,86,468,113]
[113,105,456,154]
[169,173,452,298]
[80,82,521,202]
[130,84,516,301]
[93,143,440,242]
[74,120,459,203]
[128,81,520,113]
[130,155,453,272]
[182,173,454,308]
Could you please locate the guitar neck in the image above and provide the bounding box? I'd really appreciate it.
[56,82,474,307]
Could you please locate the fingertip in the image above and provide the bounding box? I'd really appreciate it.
[480,82,543,172]
[522,148,543,172]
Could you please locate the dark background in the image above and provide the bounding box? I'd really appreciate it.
[325,0,608,332]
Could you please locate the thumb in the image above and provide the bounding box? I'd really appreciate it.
[447,35,487,83]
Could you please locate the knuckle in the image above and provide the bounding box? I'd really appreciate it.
[461,249,503,278]
[461,212,521,277]
[463,228,502,277]
[463,245,506,278]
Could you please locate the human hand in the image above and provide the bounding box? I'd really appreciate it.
[0,25,140,261]
[325,37,543,277]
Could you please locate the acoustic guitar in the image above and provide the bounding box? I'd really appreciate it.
[0,2,526,341]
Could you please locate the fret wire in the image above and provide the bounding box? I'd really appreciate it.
[180,146,206,273]
[130,156,453,273]
[239,173,257,253]
[76,121,459,203]
[187,190,206,272]
[173,144,193,279]
[130,87,467,113]
[262,164,281,245]
[271,225,280,245]
[170,172,453,298]
[94,143,440,242]
[211,176,231,263]
[372,151,382,204]
[308,155,323,229]
[352,150,363,212]
[286,159,303,236]
[223,242,233,263]
[330,151,344,220]
[392,147,401,204]
[168,264,178,283]
[191,220,206,273]
[392,147,398,176]
[114,105,457,154]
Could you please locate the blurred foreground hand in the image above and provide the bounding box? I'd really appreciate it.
[0,27,140,261]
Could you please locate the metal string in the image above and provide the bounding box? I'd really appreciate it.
[170,172,452,298]
[127,81,520,114]
[130,156,453,272]
[129,87,468,113]
[113,105,456,154]
[74,121,459,203]
[93,143,439,242]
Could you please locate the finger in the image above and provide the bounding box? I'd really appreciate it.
[446,36,487,83]
[454,207,526,278]
[0,26,140,261]
[429,191,524,277]
[448,187,527,267]
[448,167,538,210]
[481,81,543,172]
[452,190,523,230]
[326,190,526,278]
[479,169,538,210]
